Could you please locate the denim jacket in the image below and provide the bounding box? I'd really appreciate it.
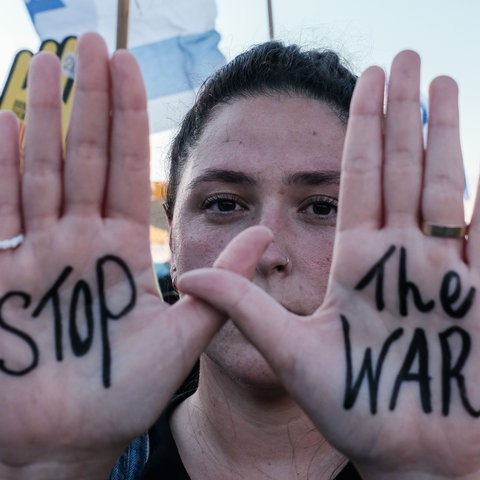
[108,434,150,480]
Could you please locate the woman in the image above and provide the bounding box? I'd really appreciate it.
[179,40,480,480]
[0,32,478,479]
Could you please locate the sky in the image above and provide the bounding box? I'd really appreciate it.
[1,1,479,213]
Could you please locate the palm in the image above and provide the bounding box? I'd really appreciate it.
[0,35,160,470]
[311,227,480,476]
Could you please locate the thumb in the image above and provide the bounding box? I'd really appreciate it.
[177,226,303,378]
[128,226,279,416]
[160,225,277,375]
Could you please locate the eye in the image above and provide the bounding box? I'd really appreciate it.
[299,196,338,220]
[201,193,247,213]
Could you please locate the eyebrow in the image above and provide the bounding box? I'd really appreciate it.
[285,170,341,186]
[187,168,341,190]
[188,169,257,190]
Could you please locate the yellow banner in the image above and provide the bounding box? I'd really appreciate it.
[0,36,77,143]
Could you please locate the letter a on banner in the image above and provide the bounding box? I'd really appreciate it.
[0,36,77,148]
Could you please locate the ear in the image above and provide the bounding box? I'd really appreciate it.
[164,205,177,288]
[162,202,172,226]
[169,235,177,288]
[170,263,178,289]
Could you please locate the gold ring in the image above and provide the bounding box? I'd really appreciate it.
[421,221,468,239]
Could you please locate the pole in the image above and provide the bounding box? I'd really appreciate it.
[116,0,130,49]
[267,0,274,40]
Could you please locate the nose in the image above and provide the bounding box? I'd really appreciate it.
[253,201,293,276]
[255,238,292,277]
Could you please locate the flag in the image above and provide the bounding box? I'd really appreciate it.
[23,0,226,131]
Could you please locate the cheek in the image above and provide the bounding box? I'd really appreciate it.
[173,232,218,273]
[170,223,236,274]
[296,230,335,298]
[313,234,334,276]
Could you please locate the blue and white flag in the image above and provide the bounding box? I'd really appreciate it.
[23,0,226,131]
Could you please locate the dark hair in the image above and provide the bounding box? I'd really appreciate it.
[164,41,357,218]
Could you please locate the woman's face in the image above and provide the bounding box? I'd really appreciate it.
[170,94,346,387]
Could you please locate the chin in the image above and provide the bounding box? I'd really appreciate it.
[203,321,287,391]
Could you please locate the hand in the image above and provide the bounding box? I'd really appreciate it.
[179,51,480,479]
[0,33,269,479]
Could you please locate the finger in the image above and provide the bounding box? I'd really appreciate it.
[213,225,274,271]
[152,226,274,394]
[179,265,305,379]
[104,49,150,224]
[177,226,299,373]
[338,65,385,231]
[383,50,423,228]
[422,77,466,253]
[64,33,110,218]
[467,170,480,266]
[22,52,62,232]
[469,186,480,267]
[0,112,22,240]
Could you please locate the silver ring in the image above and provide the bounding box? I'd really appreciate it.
[421,222,468,239]
[0,234,24,250]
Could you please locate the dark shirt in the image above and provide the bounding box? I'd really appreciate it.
[142,374,361,480]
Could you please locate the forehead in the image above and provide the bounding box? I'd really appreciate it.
[186,94,346,179]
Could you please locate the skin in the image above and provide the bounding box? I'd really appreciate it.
[169,95,349,478]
